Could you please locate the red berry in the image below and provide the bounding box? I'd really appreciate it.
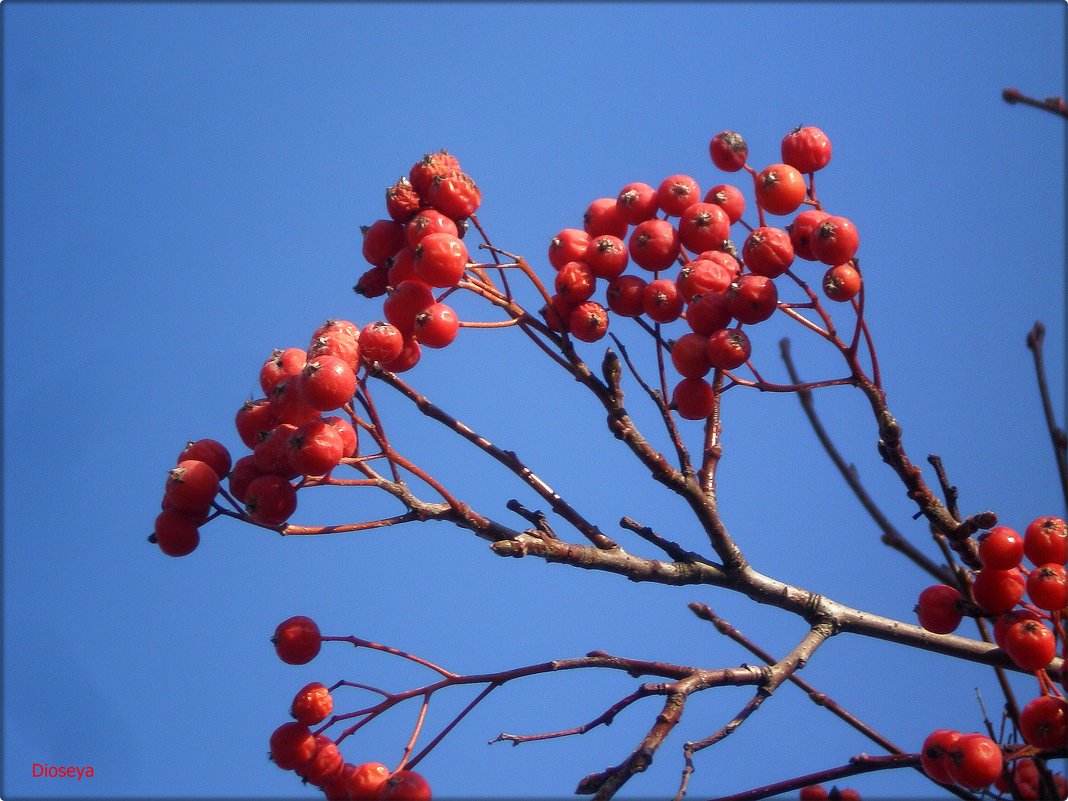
[1026,562,1067,610]
[584,234,629,280]
[1024,516,1068,566]
[299,356,357,412]
[377,769,431,801]
[656,174,701,217]
[548,228,591,270]
[1019,695,1067,749]
[727,275,778,325]
[361,219,406,268]
[413,302,460,349]
[993,608,1042,649]
[671,332,713,379]
[755,164,807,216]
[709,130,748,172]
[384,280,436,337]
[355,265,390,298]
[388,246,419,287]
[742,226,794,278]
[706,328,751,370]
[568,301,609,343]
[385,176,421,223]
[686,292,733,336]
[787,209,831,261]
[322,415,358,458]
[273,615,321,665]
[971,567,1026,614]
[799,786,828,801]
[382,337,422,373]
[915,584,963,634]
[245,473,298,527]
[347,762,392,799]
[309,320,361,371]
[672,377,716,420]
[177,439,232,481]
[267,376,321,428]
[236,398,277,450]
[164,459,220,514]
[628,218,681,272]
[781,126,833,174]
[811,216,859,266]
[615,182,658,225]
[291,681,334,726]
[822,263,862,303]
[703,183,745,224]
[584,197,628,238]
[409,149,460,196]
[360,321,406,364]
[260,347,308,396]
[605,275,647,318]
[1002,618,1056,671]
[425,169,481,220]
[254,423,301,477]
[540,293,576,334]
[643,278,685,324]
[152,509,201,557]
[269,721,317,771]
[947,733,1003,790]
[228,455,264,504]
[405,208,459,249]
[288,419,345,477]
[677,258,734,302]
[979,526,1025,570]
[297,735,345,788]
[554,260,597,304]
[678,202,730,253]
[413,232,469,288]
[920,728,961,784]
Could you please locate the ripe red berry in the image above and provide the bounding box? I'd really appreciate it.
[361,219,406,268]
[260,347,308,396]
[799,786,828,801]
[678,202,730,253]
[387,246,419,286]
[297,735,345,788]
[727,275,778,325]
[615,181,658,225]
[568,301,609,343]
[755,164,807,216]
[413,232,469,288]
[152,509,201,557]
[915,584,963,634]
[671,332,713,379]
[781,126,833,174]
[308,320,362,371]
[413,302,460,349]
[971,567,1026,614]
[347,762,392,799]
[360,321,406,365]
[1026,563,1067,610]
[425,169,481,220]
[405,208,459,249]
[643,278,685,324]
[1019,695,1067,749]
[1023,516,1068,566]
[554,260,598,304]
[605,275,647,318]
[254,423,301,477]
[947,733,1003,790]
[355,265,390,298]
[549,228,591,270]
[378,769,432,801]
[993,608,1042,650]
[236,398,277,449]
[385,176,421,223]
[673,377,716,420]
[656,174,701,217]
[384,280,436,337]
[1002,618,1056,671]
[742,226,794,278]
[920,728,961,784]
[288,419,345,477]
[228,455,264,504]
[177,439,232,481]
[977,526,1024,570]
[322,415,358,458]
[273,615,321,665]
[787,209,831,261]
[677,258,734,302]
[811,216,859,266]
[709,130,748,172]
[409,150,460,196]
[540,293,577,334]
[686,292,733,336]
[584,197,628,239]
[628,218,681,272]
[269,721,317,771]
[299,356,358,412]
[245,473,298,527]
[291,682,334,726]
[164,459,220,514]
[267,376,321,428]
[584,234,629,280]
[703,183,745,224]
[706,328,751,370]
[822,263,862,303]
[382,336,422,373]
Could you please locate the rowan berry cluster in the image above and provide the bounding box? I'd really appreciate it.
[541,125,859,420]
[269,616,433,800]
[914,515,1067,794]
[352,150,485,371]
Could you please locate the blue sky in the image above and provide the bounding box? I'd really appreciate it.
[2,2,1064,799]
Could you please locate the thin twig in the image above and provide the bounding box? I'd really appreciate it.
[1026,322,1068,509]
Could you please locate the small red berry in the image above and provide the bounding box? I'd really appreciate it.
[727,275,778,325]
[413,232,469,288]
[615,181,658,225]
[177,439,232,481]
[425,169,481,220]
[377,769,431,801]
[678,202,730,253]
[245,473,298,527]
[568,301,609,343]
[1019,695,1067,749]
[273,615,321,665]
[971,567,1026,614]
[164,459,220,514]
[754,164,807,216]
[742,226,794,278]
[383,280,436,337]
[685,292,733,336]
[269,721,317,771]
[709,130,748,172]
[672,377,716,420]
[409,149,460,196]
[781,126,833,174]
[822,263,862,303]
[628,218,681,272]
[947,733,1003,790]
[811,216,859,266]
[360,321,406,364]
[706,328,751,370]
[354,265,390,298]
[1026,562,1066,610]
[643,278,685,324]
[152,509,201,557]
[385,176,421,223]
[554,260,597,304]
[703,183,745,224]
[671,332,713,379]
[548,228,590,270]
[288,419,345,477]
[584,234,629,280]
[405,208,459,249]
[1023,516,1068,566]
[915,584,963,634]
[787,209,831,261]
[920,728,961,784]
[299,356,358,412]
[413,302,461,349]
[584,197,628,238]
[1002,618,1056,671]
[655,174,701,217]
[361,219,406,268]
[605,275,647,318]
[297,735,345,788]
[291,682,334,726]
[348,762,392,799]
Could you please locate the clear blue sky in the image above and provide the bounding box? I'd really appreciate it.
[2,2,1064,799]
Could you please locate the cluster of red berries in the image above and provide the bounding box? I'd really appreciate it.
[270,617,432,800]
[799,784,860,800]
[914,515,1067,793]
[152,438,232,556]
[921,728,1067,796]
[540,125,859,421]
[352,150,485,372]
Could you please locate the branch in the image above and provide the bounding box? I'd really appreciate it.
[1002,87,1068,119]
[1026,321,1068,509]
